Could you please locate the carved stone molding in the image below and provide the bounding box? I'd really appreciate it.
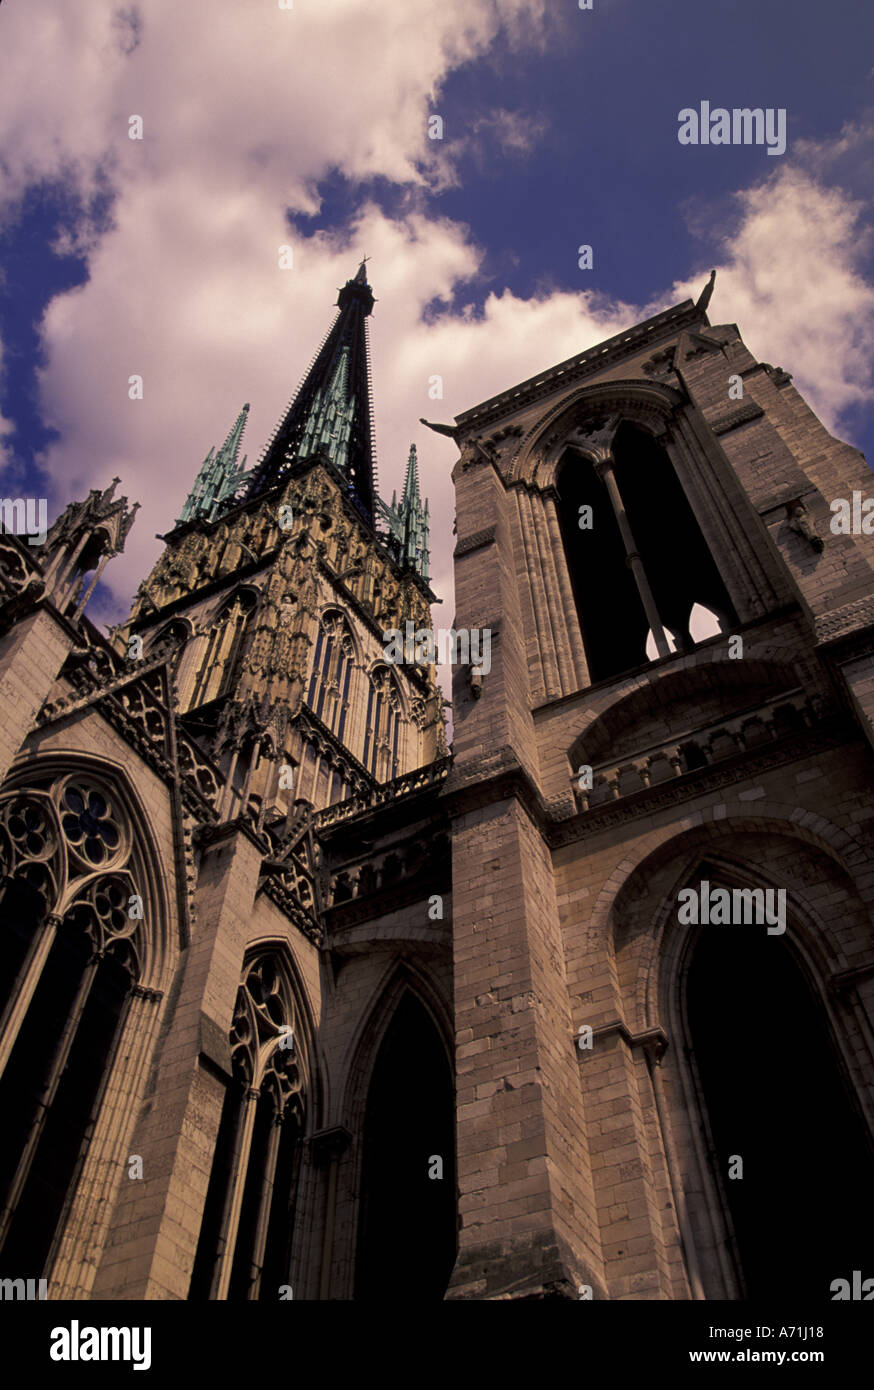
[455,301,699,441]
[455,525,497,559]
[711,402,765,435]
[828,962,874,996]
[311,1125,352,1164]
[580,1019,669,1064]
[815,597,874,644]
[548,716,850,848]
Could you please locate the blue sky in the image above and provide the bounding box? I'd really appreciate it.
[1,0,873,629]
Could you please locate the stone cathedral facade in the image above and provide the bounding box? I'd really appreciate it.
[0,264,873,1302]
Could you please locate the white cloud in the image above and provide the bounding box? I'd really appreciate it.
[0,0,551,216]
[660,151,874,435]
[0,0,557,624]
[0,340,19,482]
[1,0,873,650]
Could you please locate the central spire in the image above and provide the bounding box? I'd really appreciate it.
[243,260,377,520]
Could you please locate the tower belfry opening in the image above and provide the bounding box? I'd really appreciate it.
[557,420,735,682]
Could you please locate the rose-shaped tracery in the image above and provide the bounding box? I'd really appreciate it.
[0,792,61,913]
[61,785,121,865]
[0,772,143,978]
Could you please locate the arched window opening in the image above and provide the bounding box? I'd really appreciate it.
[189,953,308,1301]
[355,992,456,1300]
[679,740,708,772]
[683,875,874,1298]
[148,619,189,668]
[191,590,258,708]
[361,666,402,781]
[306,612,355,740]
[0,776,145,1284]
[557,449,646,681]
[50,525,114,619]
[688,603,723,644]
[557,420,735,683]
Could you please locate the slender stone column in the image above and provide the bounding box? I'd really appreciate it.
[543,491,589,688]
[239,739,261,815]
[312,1125,351,1299]
[211,1087,260,1300]
[531,491,574,695]
[595,455,671,659]
[73,552,110,619]
[219,748,240,820]
[90,824,263,1300]
[49,532,89,605]
[519,488,560,699]
[256,754,279,831]
[246,1110,283,1298]
[644,1037,704,1299]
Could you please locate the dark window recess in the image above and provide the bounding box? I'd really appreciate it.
[557,422,736,683]
[0,921,128,1281]
[557,449,647,682]
[686,890,874,1300]
[188,1079,245,1301]
[355,993,457,1301]
[188,1075,303,1301]
[0,878,45,1024]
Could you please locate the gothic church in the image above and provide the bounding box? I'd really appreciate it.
[0,263,872,1301]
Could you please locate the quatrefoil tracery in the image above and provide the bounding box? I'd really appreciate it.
[0,773,144,979]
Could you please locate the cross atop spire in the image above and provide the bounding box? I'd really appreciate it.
[178,403,252,526]
[243,260,377,518]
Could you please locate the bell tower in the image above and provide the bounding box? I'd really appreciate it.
[117,262,445,829]
[442,277,874,1299]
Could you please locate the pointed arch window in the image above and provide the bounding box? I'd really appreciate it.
[191,589,258,708]
[147,618,190,671]
[681,867,874,1297]
[189,952,309,1301]
[356,992,456,1300]
[556,419,736,683]
[0,774,147,1285]
[361,665,402,781]
[306,611,355,739]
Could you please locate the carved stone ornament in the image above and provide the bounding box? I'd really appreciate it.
[786,498,824,553]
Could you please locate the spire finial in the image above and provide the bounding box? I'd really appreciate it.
[373,441,430,581]
[178,402,252,526]
[696,269,716,314]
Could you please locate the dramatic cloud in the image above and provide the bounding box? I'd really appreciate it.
[664,157,874,434]
[0,0,556,624]
[1,0,872,650]
[0,0,551,215]
[0,341,19,482]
